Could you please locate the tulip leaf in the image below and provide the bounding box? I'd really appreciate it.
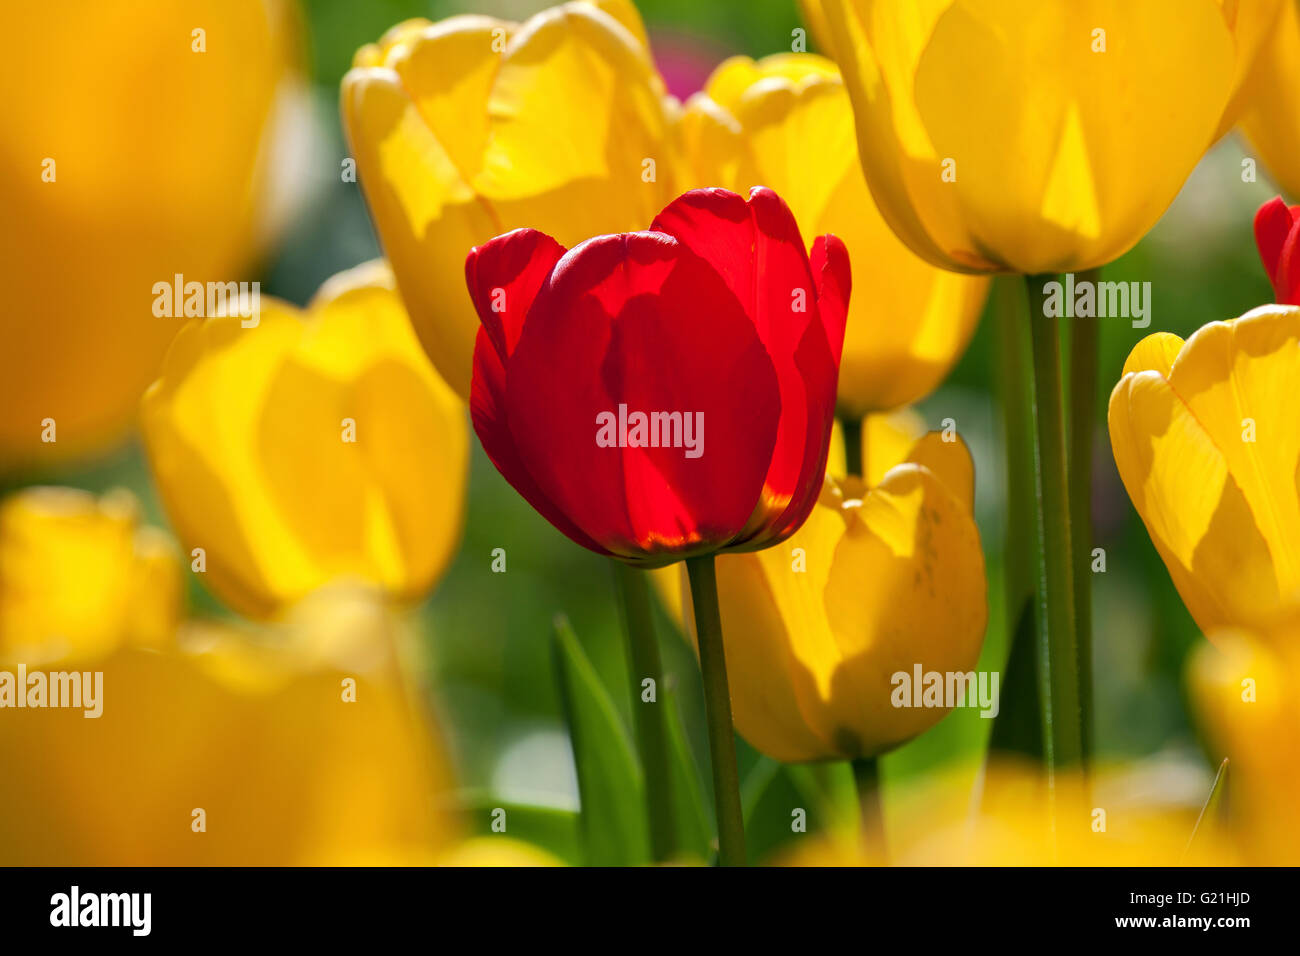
[987,596,1043,760]
[551,615,650,866]
[662,683,713,862]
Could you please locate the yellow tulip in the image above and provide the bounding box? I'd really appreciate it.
[1108,305,1300,638]
[141,260,468,619]
[678,423,986,762]
[819,0,1253,274]
[680,54,988,414]
[779,760,1234,865]
[0,0,308,469]
[0,584,461,866]
[1241,0,1300,199]
[1189,625,1300,864]
[340,0,682,399]
[0,487,181,664]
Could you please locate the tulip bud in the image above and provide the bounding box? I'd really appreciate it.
[1109,304,1300,639]
[681,427,987,762]
[141,261,469,618]
[465,186,848,565]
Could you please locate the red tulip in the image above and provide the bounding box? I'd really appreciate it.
[466,186,849,566]
[1255,196,1300,305]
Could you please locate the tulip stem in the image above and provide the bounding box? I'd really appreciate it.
[1068,269,1099,769]
[989,277,1043,759]
[851,756,888,862]
[612,562,676,863]
[1025,275,1083,776]
[842,417,889,861]
[685,553,747,866]
[841,415,864,477]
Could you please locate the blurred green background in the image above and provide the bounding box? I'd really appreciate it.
[33,0,1282,863]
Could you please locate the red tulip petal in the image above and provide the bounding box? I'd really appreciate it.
[651,187,825,531]
[1254,197,1297,299]
[467,229,610,554]
[1278,211,1300,306]
[465,228,567,362]
[471,328,612,557]
[811,233,851,366]
[504,231,781,562]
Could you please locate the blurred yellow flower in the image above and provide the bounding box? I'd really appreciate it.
[340,0,682,399]
[819,0,1253,274]
[0,487,181,664]
[0,585,461,866]
[141,260,468,619]
[1108,305,1300,639]
[680,54,987,414]
[672,422,986,762]
[1189,625,1300,864]
[780,760,1233,866]
[433,837,563,867]
[0,0,309,469]
[1241,0,1300,200]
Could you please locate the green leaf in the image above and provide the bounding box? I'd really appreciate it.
[662,683,713,862]
[552,614,650,865]
[987,595,1044,760]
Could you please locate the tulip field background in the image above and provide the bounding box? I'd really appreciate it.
[4,0,1282,866]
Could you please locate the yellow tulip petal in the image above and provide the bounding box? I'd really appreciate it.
[1214,0,1288,139]
[825,0,1236,273]
[797,0,838,57]
[475,3,671,207]
[341,2,680,399]
[1166,307,1300,597]
[1108,361,1281,636]
[142,262,468,619]
[904,431,975,512]
[818,462,987,756]
[1121,331,1185,378]
[1241,0,1300,199]
[911,0,1233,272]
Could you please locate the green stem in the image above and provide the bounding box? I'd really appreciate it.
[841,414,863,478]
[1025,275,1083,774]
[685,553,746,866]
[611,561,676,863]
[851,756,888,862]
[988,276,1043,760]
[1068,269,1099,769]
[840,419,888,861]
